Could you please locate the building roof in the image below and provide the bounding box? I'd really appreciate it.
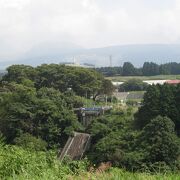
[166,80,180,84]
[143,80,167,85]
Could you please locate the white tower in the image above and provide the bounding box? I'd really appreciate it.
[73,57,76,64]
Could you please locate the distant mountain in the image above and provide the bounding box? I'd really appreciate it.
[1,44,180,69]
[0,42,84,69]
[87,44,180,67]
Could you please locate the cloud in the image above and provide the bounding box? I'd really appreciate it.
[0,0,180,60]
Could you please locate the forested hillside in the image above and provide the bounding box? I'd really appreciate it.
[0,64,179,179]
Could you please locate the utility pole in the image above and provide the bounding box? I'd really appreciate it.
[86,90,88,107]
[105,95,107,106]
[109,55,112,67]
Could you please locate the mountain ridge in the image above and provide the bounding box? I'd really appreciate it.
[1,43,180,69]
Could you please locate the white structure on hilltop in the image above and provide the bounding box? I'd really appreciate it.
[60,57,95,68]
[65,63,94,68]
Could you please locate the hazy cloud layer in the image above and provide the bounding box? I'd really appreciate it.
[0,0,180,59]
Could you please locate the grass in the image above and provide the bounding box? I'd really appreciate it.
[0,144,90,180]
[73,168,180,180]
[107,75,180,82]
[0,144,179,180]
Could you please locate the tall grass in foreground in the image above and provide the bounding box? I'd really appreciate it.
[0,144,88,180]
[0,143,179,180]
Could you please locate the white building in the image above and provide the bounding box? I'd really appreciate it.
[61,62,95,68]
[112,81,124,87]
[143,80,167,85]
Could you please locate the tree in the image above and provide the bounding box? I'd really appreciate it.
[0,82,82,148]
[142,62,159,76]
[159,64,171,75]
[3,65,37,83]
[159,84,179,126]
[138,116,180,165]
[135,85,160,128]
[96,67,122,76]
[93,79,114,100]
[135,84,180,133]
[122,62,136,76]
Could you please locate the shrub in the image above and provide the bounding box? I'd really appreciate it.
[119,79,148,92]
[137,116,180,168]
[14,133,47,151]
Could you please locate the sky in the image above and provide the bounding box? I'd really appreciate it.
[0,0,180,60]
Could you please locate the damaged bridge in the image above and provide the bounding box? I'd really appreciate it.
[75,106,112,128]
[59,106,112,161]
[59,132,91,160]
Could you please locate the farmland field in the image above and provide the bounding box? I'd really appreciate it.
[107,74,180,82]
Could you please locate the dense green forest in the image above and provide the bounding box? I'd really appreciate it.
[2,64,114,98]
[0,64,114,148]
[96,62,180,76]
[0,64,179,179]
